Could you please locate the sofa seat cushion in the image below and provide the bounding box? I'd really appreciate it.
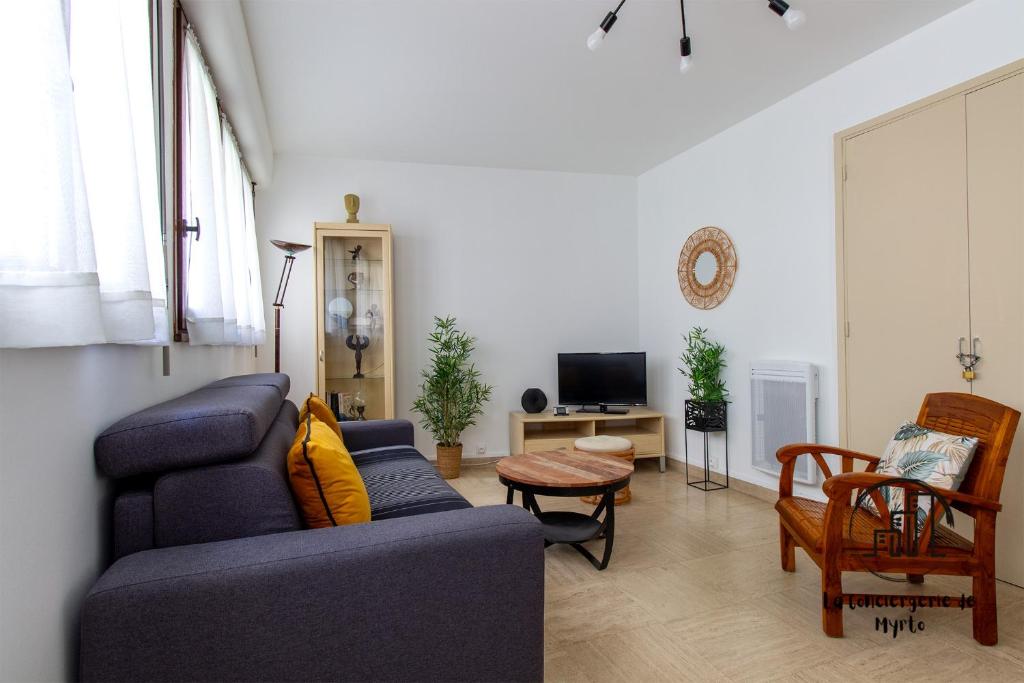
[96,375,290,478]
[352,445,472,520]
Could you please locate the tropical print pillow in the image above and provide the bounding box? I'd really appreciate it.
[864,421,979,531]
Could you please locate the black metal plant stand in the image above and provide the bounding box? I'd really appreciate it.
[684,400,729,491]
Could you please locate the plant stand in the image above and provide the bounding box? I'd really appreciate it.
[684,400,729,491]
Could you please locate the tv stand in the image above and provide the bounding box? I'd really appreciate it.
[509,408,666,472]
[577,404,630,415]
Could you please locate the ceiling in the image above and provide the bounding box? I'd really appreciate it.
[241,0,970,176]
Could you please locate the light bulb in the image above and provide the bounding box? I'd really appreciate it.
[678,36,692,74]
[587,28,607,51]
[784,8,806,30]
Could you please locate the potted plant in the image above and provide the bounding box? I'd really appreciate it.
[678,327,729,432]
[412,316,494,479]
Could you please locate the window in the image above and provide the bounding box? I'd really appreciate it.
[173,8,265,346]
[0,0,167,348]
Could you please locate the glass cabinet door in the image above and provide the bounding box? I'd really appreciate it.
[315,224,394,420]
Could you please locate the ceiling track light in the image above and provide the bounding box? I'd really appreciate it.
[587,0,626,51]
[678,0,692,74]
[586,0,805,72]
[768,0,806,31]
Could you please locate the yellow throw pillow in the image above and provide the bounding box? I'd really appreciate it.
[288,412,370,528]
[298,394,343,440]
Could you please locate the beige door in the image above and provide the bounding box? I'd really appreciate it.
[842,97,971,455]
[967,73,1024,586]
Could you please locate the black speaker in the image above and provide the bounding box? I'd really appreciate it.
[521,388,548,414]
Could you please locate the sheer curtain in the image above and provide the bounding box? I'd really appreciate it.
[0,0,167,348]
[182,30,265,346]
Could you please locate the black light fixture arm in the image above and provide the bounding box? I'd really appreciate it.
[600,0,627,33]
[679,0,691,57]
[768,0,791,17]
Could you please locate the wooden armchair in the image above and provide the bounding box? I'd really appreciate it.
[775,393,1019,645]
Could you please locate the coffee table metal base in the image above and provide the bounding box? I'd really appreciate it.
[502,481,626,571]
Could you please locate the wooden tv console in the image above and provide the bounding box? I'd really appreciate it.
[509,408,667,472]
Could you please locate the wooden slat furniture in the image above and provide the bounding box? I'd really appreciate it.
[509,408,666,472]
[775,392,1019,645]
[497,450,633,570]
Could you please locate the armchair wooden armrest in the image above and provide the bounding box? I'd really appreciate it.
[821,472,1002,512]
[775,443,881,497]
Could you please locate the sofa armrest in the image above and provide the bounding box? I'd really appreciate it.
[339,418,414,452]
[81,505,544,682]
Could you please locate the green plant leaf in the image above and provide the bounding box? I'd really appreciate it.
[410,316,493,446]
[678,326,728,402]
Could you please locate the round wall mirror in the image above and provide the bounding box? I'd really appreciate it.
[694,251,718,285]
[677,227,738,310]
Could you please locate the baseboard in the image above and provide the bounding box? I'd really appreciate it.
[665,456,778,505]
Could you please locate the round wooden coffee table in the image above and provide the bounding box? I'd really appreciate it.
[496,450,633,570]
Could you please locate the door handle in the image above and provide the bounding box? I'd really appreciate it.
[956,337,981,382]
[319,349,324,363]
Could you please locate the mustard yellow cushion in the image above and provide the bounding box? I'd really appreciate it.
[288,413,370,528]
[298,394,342,439]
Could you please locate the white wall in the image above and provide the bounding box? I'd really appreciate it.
[256,155,638,457]
[637,0,1024,497]
[0,4,264,678]
[0,344,256,682]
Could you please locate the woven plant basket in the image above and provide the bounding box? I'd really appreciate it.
[436,444,464,480]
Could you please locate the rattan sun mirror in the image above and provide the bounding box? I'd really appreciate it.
[677,227,737,310]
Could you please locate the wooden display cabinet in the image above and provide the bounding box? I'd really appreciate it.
[314,223,395,420]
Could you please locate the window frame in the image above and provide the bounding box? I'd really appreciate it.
[172,2,187,341]
[171,3,259,343]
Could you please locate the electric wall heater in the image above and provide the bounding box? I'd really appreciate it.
[750,360,819,485]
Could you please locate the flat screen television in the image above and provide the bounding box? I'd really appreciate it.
[557,352,647,407]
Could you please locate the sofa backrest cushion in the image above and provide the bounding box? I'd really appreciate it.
[112,488,155,560]
[152,400,302,547]
[95,373,291,479]
[205,373,290,396]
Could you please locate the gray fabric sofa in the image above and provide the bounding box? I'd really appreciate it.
[81,373,544,682]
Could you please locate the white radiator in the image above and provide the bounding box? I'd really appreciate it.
[751,361,819,485]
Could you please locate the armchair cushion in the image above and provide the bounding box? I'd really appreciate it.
[866,421,979,529]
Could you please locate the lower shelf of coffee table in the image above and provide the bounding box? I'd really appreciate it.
[535,511,602,544]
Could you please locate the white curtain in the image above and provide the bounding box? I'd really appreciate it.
[182,30,265,346]
[0,0,167,348]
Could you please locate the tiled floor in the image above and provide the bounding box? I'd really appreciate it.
[448,459,1024,682]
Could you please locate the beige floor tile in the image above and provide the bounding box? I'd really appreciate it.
[449,461,1024,682]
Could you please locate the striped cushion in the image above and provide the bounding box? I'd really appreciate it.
[351,445,472,520]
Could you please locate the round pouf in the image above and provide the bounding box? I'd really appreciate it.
[574,435,635,505]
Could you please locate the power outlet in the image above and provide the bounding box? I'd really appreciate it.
[476,443,487,455]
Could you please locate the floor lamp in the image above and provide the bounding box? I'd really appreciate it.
[270,239,311,373]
